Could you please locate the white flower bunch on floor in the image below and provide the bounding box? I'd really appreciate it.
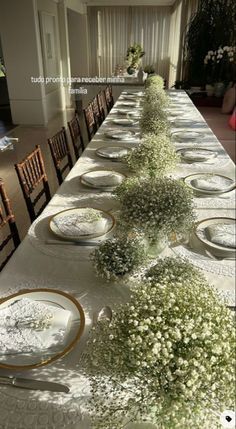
[125,133,178,178]
[114,176,194,241]
[83,262,235,429]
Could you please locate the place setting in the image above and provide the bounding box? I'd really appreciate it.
[184,173,235,196]
[80,168,126,191]
[177,147,218,163]
[28,205,117,260]
[103,128,140,142]
[172,216,236,278]
[0,288,85,370]
[95,145,132,161]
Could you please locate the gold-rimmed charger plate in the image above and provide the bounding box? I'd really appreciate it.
[80,169,126,191]
[177,148,218,162]
[194,217,236,257]
[96,145,131,160]
[0,288,85,370]
[49,207,116,241]
[184,173,235,195]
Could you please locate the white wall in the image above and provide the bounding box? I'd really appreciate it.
[37,0,65,120]
[67,8,89,77]
[0,0,46,124]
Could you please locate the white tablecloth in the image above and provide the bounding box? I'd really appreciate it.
[0,89,235,428]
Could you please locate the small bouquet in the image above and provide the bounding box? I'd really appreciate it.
[114,177,194,242]
[91,235,147,281]
[125,133,178,178]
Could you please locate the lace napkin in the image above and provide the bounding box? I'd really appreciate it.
[84,171,124,187]
[53,210,108,237]
[206,223,236,249]
[98,146,129,158]
[192,176,234,191]
[105,129,135,140]
[182,150,217,162]
[0,298,71,355]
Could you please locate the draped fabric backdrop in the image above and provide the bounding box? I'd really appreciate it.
[168,0,199,87]
[87,1,198,87]
[88,6,171,82]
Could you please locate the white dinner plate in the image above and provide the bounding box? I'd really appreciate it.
[0,289,85,369]
[194,218,236,258]
[122,95,137,100]
[184,174,235,195]
[112,118,137,126]
[50,207,115,240]
[172,131,202,140]
[80,169,126,190]
[118,101,137,107]
[104,129,137,140]
[96,145,130,160]
[177,148,218,163]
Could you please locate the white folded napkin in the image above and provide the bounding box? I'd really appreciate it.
[98,147,129,158]
[84,171,123,187]
[105,129,134,140]
[182,150,217,162]
[192,176,233,191]
[0,298,72,355]
[206,223,236,248]
[53,209,108,237]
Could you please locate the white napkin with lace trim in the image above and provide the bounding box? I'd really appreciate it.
[206,223,236,248]
[84,171,123,187]
[192,176,234,191]
[0,298,71,355]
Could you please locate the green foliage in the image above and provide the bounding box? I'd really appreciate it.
[184,0,236,84]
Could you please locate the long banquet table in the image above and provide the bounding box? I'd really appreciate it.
[0,89,235,429]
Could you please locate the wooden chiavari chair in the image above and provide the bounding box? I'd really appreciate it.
[15,145,51,223]
[91,95,103,128]
[104,85,114,112]
[68,112,85,160]
[83,102,97,141]
[0,179,20,271]
[97,90,107,121]
[48,127,73,186]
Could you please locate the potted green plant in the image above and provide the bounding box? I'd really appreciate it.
[183,0,235,86]
[143,64,155,75]
[126,44,145,75]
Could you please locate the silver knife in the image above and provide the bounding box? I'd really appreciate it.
[45,239,101,246]
[0,376,70,393]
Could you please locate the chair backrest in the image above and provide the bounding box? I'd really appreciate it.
[91,95,103,128]
[68,112,85,160]
[15,145,51,223]
[0,179,20,271]
[83,103,97,141]
[48,127,73,185]
[97,90,106,121]
[104,85,114,112]
[15,146,51,222]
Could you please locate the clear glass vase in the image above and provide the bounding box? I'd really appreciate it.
[144,235,167,259]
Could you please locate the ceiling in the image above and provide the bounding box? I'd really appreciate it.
[83,0,175,6]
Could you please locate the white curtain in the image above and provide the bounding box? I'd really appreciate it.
[130,7,171,80]
[88,6,171,80]
[168,0,199,87]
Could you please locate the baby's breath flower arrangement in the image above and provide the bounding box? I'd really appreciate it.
[125,133,178,178]
[145,74,165,89]
[145,256,206,286]
[140,106,170,136]
[91,235,146,281]
[144,85,169,107]
[114,177,194,242]
[83,271,235,429]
